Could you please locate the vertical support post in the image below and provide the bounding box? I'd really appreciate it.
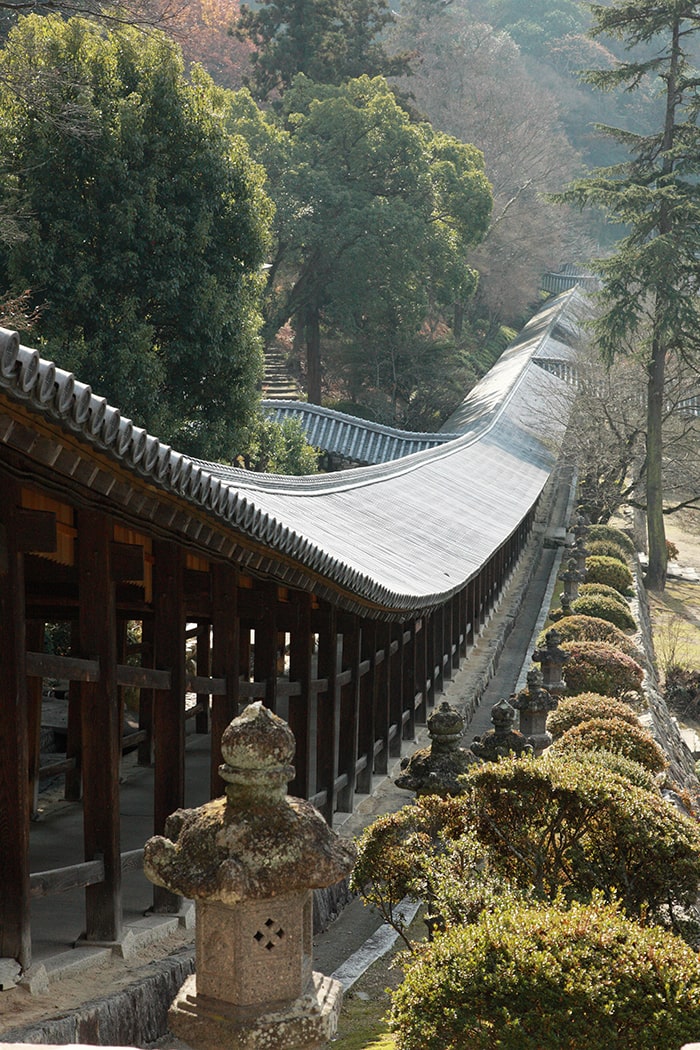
[373,623,391,776]
[389,623,403,758]
[26,620,44,817]
[137,616,154,766]
[254,581,278,713]
[316,603,339,820]
[65,620,82,799]
[289,591,313,799]
[0,475,31,967]
[403,623,416,741]
[425,611,435,710]
[433,607,444,696]
[414,617,427,725]
[152,539,185,914]
[337,614,360,813]
[211,564,239,799]
[78,508,122,943]
[356,620,376,794]
[195,623,211,735]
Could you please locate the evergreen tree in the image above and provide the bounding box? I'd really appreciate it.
[235,0,411,100]
[561,0,700,590]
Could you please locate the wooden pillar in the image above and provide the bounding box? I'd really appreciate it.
[402,623,416,741]
[152,539,185,914]
[458,586,468,659]
[414,617,428,725]
[254,582,278,713]
[373,623,391,776]
[443,600,453,681]
[289,592,314,800]
[433,608,444,697]
[137,617,154,767]
[78,509,122,942]
[389,623,404,758]
[425,612,435,710]
[210,564,239,799]
[452,593,461,669]
[64,620,82,799]
[26,621,44,817]
[0,476,31,966]
[356,621,376,794]
[316,603,339,820]
[337,615,360,813]
[195,623,211,735]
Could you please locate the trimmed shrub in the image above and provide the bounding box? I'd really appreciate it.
[554,716,667,774]
[579,582,630,607]
[585,555,634,594]
[390,896,700,1050]
[586,523,636,554]
[567,748,658,792]
[547,693,640,739]
[538,615,640,658]
[464,753,700,919]
[586,538,630,564]
[570,593,636,631]
[561,640,644,698]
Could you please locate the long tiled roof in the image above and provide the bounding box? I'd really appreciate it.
[0,288,586,618]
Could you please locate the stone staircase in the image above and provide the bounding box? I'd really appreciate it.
[262,349,302,401]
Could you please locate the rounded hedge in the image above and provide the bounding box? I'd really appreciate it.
[561,640,644,698]
[585,555,634,595]
[570,593,637,632]
[538,615,640,658]
[565,747,658,792]
[547,693,640,739]
[586,524,636,554]
[586,538,630,564]
[390,897,700,1050]
[554,716,667,774]
[579,582,630,607]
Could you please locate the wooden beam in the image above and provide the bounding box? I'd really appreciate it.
[78,508,122,943]
[0,475,31,967]
[152,539,185,913]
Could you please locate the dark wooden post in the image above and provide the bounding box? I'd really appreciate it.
[373,623,391,776]
[444,599,454,681]
[195,623,211,735]
[316,603,339,820]
[337,614,360,813]
[356,620,376,794]
[152,538,185,914]
[78,509,122,943]
[414,617,428,725]
[0,476,31,967]
[452,593,461,669]
[425,611,435,710]
[389,623,404,758]
[254,581,278,714]
[402,623,416,741]
[433,607,444,697]
[210,564,239,799]
[137,616,154,767]
[26,620,44,817]
[289,591,314,799]
[458,586,468,659]
[65,620,82,799]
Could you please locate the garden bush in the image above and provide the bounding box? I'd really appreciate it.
[546,693,640,739]
[464,754,700,920]
[561,640,644,698]
[569,593,636,631]
[586,538,630,564]
[554,716,667,774]
[566,748,658,792]
[585,555,633,594]
[538,615,640,657]
[390,896,700,1050]
[586,523,636,554]
[579,582,631,607]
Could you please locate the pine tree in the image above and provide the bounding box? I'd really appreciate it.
[562,0,700,590]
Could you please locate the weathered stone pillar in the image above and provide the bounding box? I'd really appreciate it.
[573,537,589,575]
[532,628,569,698]
[558,557,585,605]
[144,702,355,1050]
[511,668,558,755]
[395,701,477,797]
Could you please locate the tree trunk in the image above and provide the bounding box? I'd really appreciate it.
[645,325,667,590]
[305,302,322,405]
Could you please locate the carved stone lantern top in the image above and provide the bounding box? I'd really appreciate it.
[559,558,585,584]
[471,698,533,761]
[144,702,355,905]
[511,668,558,715]
[395,701,477,796]
[532,628,570,668]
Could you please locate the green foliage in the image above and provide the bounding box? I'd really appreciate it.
[538,615,640,657]
[569,593,636,632]
[561,640,644,698]
[585,555,633,595]
[546,692,640,739]
[554,716,667,774]
[579,581,631,606]
[236,0,411,100]
[246,416,320,474]
[564,747,658,792]
[389,895,700,1050]
[585,538,630,564]
[0,16,272,460]
[464,753,700,919]
[586,524,636,555]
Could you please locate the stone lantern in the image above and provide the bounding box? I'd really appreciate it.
[573,536,589,575]
[144,702,355,1050]
[558,557,585,605]
[532,628,569,698]
[395,701,477,797]
[511,668,558,755]
[470,698,532,761]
